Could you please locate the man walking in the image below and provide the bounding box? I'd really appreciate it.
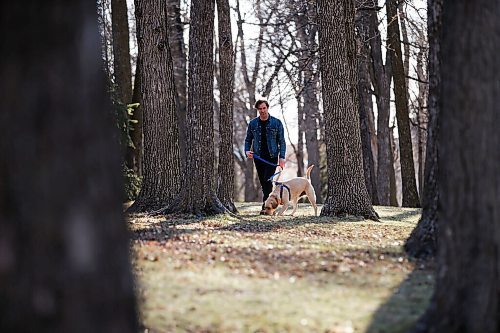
[245,100,286,209]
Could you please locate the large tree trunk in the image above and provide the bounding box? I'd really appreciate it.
[317,0,378,220]
[216,0,237,213]
[386,0,420,208]
[368,1,391,206]
[411,1,500,332]
[0,2,138,331]
[165,0,225,216]
[405,0,441,259]
[166,0,188,169]
[128,0,181,213]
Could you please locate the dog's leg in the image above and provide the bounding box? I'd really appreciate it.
[278,200,289,216]
[290,199,299,216]
[305,185,318,216]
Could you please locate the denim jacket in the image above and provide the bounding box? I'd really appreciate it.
[244,115,286,159]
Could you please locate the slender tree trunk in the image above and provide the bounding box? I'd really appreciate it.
[416,38,427,198]
[368,1,391,206]
[295,1,323,204]
[398,2,410,91]
[405,0,441,259]
[165,0,225,216]
[387,0,420,207]
[389,129,399,206]
[411,1,500,332]
[128,0,181,213]
[111,0,135,171]
[296,95,305,177]
[0,2,138,331]
[167,0,188,169]
[131,54,143,177]
[216,0,237,213]
[318,0,378,220]
[356,2,379,205]
[110,0,132,95]
[235,0,268,202]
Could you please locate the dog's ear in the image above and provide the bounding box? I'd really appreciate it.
[272,199,279,209]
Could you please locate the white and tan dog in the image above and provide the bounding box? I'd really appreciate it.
[261,165,318,216]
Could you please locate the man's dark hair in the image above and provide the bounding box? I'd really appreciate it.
[254,100,269,109]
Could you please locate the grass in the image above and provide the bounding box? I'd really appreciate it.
[129,203,434,333]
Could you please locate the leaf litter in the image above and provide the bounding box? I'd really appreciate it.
[129,203,433,333]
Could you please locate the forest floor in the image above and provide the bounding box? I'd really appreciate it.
[128,202,434,333]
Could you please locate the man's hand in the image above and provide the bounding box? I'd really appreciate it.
[279,158,286,169]
[246,151,254,159]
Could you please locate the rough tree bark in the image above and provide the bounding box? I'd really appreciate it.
[0,2,138,331]
[128,0,181,213]
[405,0,441,259]
[216,0,237,213]
[164,0,225,216]
[167,0,188,169]
[386,0,420,207]
[411,1,500,332]
[318,0,378,220]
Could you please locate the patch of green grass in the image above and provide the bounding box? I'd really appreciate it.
[130,203,434,333]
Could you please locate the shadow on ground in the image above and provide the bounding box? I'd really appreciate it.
[365,263,435,333]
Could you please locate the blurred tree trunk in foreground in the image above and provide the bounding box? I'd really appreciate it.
[0,2,138,331]
[411,1,500,332]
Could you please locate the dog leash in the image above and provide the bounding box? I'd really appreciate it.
[248,153,283,181]
[251,153,279,167]
[250,154,287,194]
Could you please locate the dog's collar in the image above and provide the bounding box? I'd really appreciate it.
[275,182,291,202]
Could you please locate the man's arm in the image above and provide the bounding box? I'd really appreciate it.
[278,121,286,159]
[278,121,286,168]
[244,122,254,158]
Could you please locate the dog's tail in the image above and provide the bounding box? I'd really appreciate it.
[306,165,314,180]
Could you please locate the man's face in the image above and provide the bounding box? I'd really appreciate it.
[257,103,269,119]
